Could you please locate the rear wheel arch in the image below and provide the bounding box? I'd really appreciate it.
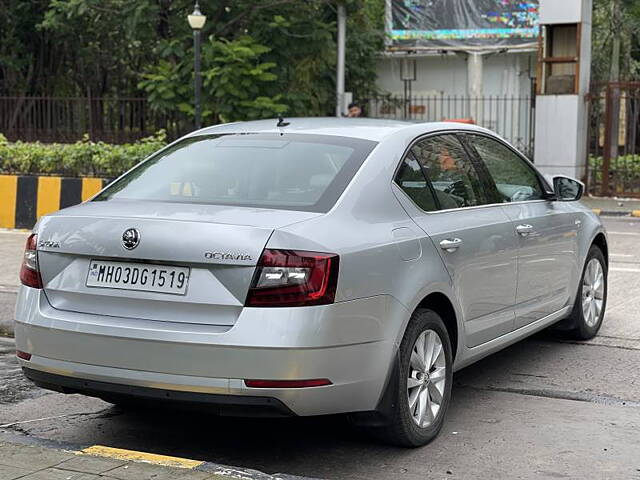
[355,296,458,431]
[415,292,459,361]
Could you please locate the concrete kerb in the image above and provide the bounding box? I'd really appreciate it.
[0,430,317,480]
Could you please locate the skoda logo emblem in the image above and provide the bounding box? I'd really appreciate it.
[122,228,140,250]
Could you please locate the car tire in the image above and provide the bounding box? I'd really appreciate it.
[565,245,608,340]
[374,309,453,447]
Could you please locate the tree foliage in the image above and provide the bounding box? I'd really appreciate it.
[0,0,385,121]
[592,0,640,82]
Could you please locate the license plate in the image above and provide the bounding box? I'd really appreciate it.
[86,260,190,295]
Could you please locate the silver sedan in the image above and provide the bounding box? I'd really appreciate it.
[14,118,608,447]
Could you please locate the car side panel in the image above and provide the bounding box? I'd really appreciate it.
[501,201,581,328]
[394,193,518,348]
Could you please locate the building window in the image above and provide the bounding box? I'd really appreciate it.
[538,24,581,95]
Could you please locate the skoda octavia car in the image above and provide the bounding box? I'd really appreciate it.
[14,118,608,446]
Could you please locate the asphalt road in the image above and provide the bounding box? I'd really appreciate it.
[1,217,639,479]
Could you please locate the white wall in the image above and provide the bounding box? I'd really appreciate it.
[534,95,587,179]
[540,0,583,24]
[373,51,537,154]
[375,51,536,98]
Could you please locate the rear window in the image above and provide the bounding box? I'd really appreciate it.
[94,133,377,213]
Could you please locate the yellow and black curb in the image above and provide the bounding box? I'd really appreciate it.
[79,445,204,469]
[77,445,297,478]
[0,175,109,229]
[0,434,303,479]
[591,208,640,218]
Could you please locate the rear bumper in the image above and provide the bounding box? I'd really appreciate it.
[22,367,295,417]
[14,286,407,416]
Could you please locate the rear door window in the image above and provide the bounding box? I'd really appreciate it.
[395,154,438,212]
[410,134,489,210]
[94,134,377,213]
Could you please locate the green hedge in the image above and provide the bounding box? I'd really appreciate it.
[0,131,167,178]
[590,154,640,171]
[589,154,640,179]
[589,154,640,195]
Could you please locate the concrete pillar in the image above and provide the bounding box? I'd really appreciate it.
[534,0,592,180]
[467,53,483,97]
[467,53,483,122]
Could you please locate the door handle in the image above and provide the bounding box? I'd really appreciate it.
[440,238,463,252]
[516,224,534,236]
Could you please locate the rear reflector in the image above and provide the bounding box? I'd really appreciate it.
[244,379,332,388]
[16,350,32,361]
[245,249,339,307]
[20,234,43,289]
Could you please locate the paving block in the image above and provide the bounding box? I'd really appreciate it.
[0,443,75,470]
[16,467,101,480]
[55,455,127,475]
[0,464,32,480]
[105,462,213,480]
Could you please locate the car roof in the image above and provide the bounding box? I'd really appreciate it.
[191,117,493,142]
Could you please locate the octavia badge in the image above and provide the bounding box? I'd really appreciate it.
[122,228,140,250]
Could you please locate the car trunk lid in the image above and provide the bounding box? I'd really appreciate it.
[36,200,319,326]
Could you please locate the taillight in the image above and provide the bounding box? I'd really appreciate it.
[20,234,43,289]
[245,249,339,307]
[16,350,32,361]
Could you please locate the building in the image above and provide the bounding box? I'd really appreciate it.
[372,0,540,154]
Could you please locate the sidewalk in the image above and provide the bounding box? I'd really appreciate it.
[0,229,27,291]
[0,435,305,480]
[0,230,26,336]
[581,196,640,216]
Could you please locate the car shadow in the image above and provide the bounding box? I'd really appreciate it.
[83,333,571,479]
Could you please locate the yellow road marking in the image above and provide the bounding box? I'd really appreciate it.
[0,175,18,229]
[81,178,103,201]
[592,208,602,216]
[36,177,61,219]
[80,445,204,469]
[632,210,640,218]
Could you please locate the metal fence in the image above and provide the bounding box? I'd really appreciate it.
[367,94,536,158]
[1,94,537,157]
[587,82,640,197]
[0,96,189,143]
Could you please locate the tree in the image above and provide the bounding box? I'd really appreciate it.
[139,36,288,123]
[592,0,640,82]
[1,0,386,124]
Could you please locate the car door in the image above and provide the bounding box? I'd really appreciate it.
[463,133,581,329]
[393,133,519,348]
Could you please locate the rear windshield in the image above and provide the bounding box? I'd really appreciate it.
[94,133,377,213]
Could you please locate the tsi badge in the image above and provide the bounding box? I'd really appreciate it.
[121,228,140,250]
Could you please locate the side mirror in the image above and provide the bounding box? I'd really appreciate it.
[553,176,584,202]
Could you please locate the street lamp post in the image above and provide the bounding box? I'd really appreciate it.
[188,2,207,130]
[335,2,346,117]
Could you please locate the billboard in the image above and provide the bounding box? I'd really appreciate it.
[388,0,540,50]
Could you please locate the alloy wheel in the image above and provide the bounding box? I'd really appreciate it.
[407,329,447,428]
[582,258,605,328]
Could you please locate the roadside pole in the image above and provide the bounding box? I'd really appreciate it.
[336,2,346,117]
